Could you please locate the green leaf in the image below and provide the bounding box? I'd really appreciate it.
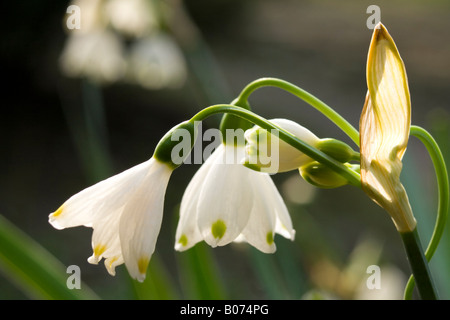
[248,247,289,299]
[0,214,99,300]
[131,254,180,300]
[176,243,227,299]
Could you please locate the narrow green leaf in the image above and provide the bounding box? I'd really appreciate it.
[248,247,289,299]
[131,254,180,300]
[275,238,307,299]
[0,214,98,300]
[176,243,227,299]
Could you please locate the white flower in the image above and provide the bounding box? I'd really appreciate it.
[105,0,158,38]
[59,30,127,84]
[175,143,295,254]
[127,33,187,90]
[244,118,320,173]
[48,157,172,282]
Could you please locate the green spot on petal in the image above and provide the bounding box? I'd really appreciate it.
[178,234,188,247]
[211,220,226,240]
[266,232,274,245]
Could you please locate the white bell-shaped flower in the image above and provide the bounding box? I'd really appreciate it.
[49,157,172,282]
[175,143,295,254]
[244,118,320,173]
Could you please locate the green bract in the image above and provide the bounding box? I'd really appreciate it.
[153,121,197,169]
[316,138,359,163]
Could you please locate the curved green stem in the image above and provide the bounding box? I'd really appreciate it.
[235,77,360,146]
[403,126,449,299]
[190,104,361,187]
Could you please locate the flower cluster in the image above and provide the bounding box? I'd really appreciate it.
[49,22,418,283]
[61,0,187,88]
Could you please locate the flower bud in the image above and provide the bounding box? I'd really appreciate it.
[244,118,320,173]
[299,161,350,189]
[153,121,197,169]
[316,138,359,163]
[360,22,416,232]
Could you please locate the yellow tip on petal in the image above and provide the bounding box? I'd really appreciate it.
[50,205,64,218]
[93,244,107,257]
[105,256,119,276]
[137,256,150,276]
[48,204,66,230]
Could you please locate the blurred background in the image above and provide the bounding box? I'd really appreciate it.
[1,0,449,300]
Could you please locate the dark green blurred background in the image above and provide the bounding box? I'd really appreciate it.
[1,0,449,299]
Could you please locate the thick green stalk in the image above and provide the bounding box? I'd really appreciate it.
[235,77,360,146]
[400,229,438,300]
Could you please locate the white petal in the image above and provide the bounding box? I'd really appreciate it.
[104,255,124,276]
[259,173,296,240]
[233,234,247,243]
[119,160,172,282]
[49,159,152,230]
[236,172,295,253]
[87,208,122,265]
[87,208,124,277]
[174,149,219,251]
[244,118,320,173]
[196,145,253,247]
[237,172,277,253]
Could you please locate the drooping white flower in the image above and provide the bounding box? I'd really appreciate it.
[244,118,320,173]
[127,33,187,90]
[175,143,295,254]
[59,29,127,84]
[105,0,158,38]
[49,157,172,282]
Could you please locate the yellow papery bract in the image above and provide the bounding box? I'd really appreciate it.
[360,23,416,232]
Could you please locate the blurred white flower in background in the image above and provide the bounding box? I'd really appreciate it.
[127,33,187,89]
[355,265,406,300]
[60,30,127,84]
[105,0,157,38]
[60,0,187,88]
[71,0,106,33]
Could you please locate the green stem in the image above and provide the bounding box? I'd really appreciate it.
[235,77,360,146]
[190,104,361,187]
[400,229,438,300]
[403,126,449,299]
